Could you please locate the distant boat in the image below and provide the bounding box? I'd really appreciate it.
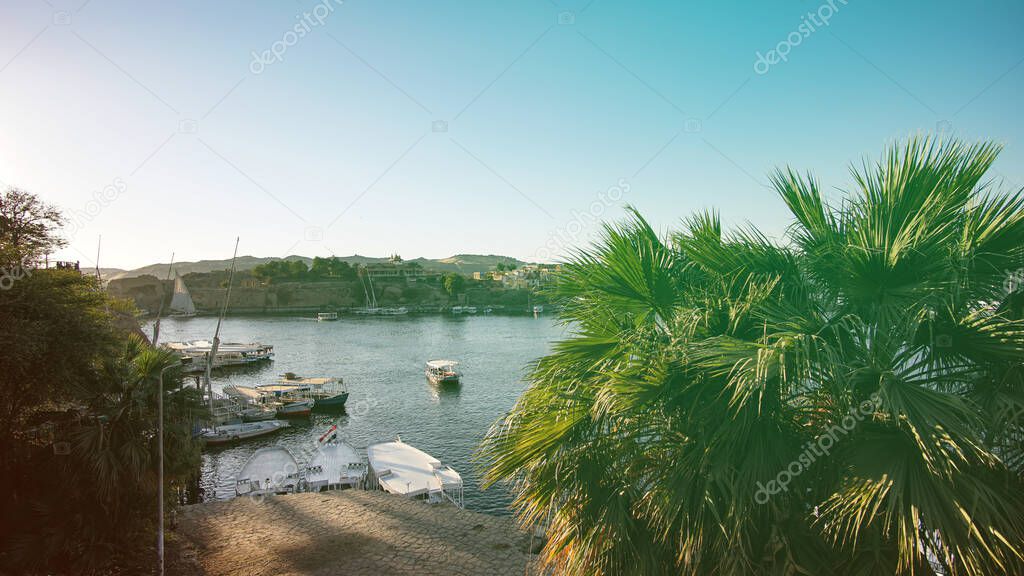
[306,426,366,492]
[425,360,460,385]
[379,306,408,316]
[169,273,197,317]
[366,438,463,507]
[234,447,301,496]
[316,312,338,321]
[202,420,289,446]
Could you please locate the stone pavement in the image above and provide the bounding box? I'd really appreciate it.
[175,490,539,576]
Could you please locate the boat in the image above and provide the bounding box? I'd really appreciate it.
[163,340,274,371]
[268,375,349,409]
[379,307,408,316]
[275,397,314,417]
[306,426,366,492]
[202,420,289,446]
[532,305,544,315]
[425,360,460,385]
[234,447,302,496]
[464,306,478,314]
[450,306,463,314]
[316,312,338,321]
[366,438,463,507]
[169,273,197,317]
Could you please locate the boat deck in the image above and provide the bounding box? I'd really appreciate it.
[366,440,462,500]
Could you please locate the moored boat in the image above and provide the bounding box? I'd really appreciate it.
[366,438,463,507]
[306,426,366,492]
[425,360,460,385]
[316,312,338,321]
[234,447,301,496]
[267,375,349,409]
[164,340,274,371]
[202,420,289,446]
[275,397,314,417]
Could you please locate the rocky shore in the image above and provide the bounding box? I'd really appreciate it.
[173,491,540,576]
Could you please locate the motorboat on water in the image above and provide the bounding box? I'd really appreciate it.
[366,438,463,507]
[275,397,314,417]
[202,420,289,446]
[268,375,349,409]
[163,340,274,372]
[306,425,366,492]
[235,447,302,496]
[316,312,338,321]
[425,360,460,385]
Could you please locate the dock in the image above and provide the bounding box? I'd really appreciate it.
[174,491,539,575]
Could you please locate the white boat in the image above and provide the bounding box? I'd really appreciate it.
[450,306,463,314]
[235,447,302,496]
[202,420,289,446]
[316,312,338,321]
[169,273,197,317]
[366,438,463,507]
[379,307,408,315]
[306,426,366,492]
[425,360,460,385]
[163,340,274,371]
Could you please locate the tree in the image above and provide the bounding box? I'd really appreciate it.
[480,138,1024,576]
[442,272,465,296]
[0,187,65,264]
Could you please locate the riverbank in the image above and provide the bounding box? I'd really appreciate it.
[173,491,539,575]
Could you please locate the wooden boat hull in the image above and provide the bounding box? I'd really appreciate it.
[203,421,289,446]
[276,400,314,417]
[313,392,349,409]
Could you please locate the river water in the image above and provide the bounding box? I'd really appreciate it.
[147,314,565,515]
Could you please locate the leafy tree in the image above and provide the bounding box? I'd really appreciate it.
[252,259,309,282]
[310,256,357,280]
[0,187,65,264]
[480,138,1024,576]
[442,272,466,296]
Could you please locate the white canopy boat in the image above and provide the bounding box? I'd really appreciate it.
[306,426,366,492]
[316,312,338,321]
[163,340,274,371]
[366,438,463,507]
[169,273,197,317]
[235,447,302,496]
[425,360,460,385]
[202,420,289,446]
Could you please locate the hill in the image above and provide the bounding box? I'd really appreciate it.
[106,254,529,280]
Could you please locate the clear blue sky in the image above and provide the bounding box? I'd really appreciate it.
[2,0,1022,269]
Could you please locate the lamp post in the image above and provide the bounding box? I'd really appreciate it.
[156,360,177,573]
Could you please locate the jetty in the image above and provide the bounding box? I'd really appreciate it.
[174,491,539,575]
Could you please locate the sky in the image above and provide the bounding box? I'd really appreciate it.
[1,0,1022,270]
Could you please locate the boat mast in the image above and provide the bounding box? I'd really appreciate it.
[205,238,240,428]
[151,253,175,346]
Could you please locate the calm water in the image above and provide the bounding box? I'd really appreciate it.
[147,314,565,515]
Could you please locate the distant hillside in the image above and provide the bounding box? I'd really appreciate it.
[107,254,529,280]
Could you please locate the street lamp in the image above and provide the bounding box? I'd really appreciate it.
[158,356,191,576]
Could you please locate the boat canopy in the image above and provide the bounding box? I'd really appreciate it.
[426,360,459,369]
[366,439,462,499]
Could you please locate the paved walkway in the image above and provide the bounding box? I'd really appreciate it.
[176,490,538,576]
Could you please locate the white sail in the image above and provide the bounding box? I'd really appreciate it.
[169,273,196,315]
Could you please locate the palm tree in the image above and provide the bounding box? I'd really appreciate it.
[480,137,1024,575]
[7,334,206,572]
